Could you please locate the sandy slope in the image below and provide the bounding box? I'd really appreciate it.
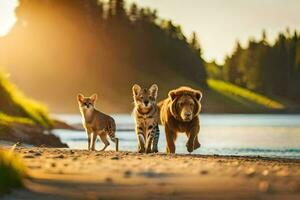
[2,148,300,200]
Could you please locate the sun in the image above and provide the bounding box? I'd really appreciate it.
[0,0,19,37]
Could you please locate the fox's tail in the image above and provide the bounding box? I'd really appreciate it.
[108,120,119,151]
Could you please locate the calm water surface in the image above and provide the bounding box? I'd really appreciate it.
[52,114,300,159]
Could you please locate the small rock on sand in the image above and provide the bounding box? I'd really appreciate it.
[34,152,42,156]
[258,181,271,193]
[262,170,269,176]
[111,156,120,160]
[105,177,113,183]
[245,168,256,177]
[124,170,132,178]
[50,162,56,167]
[232,161,240,166]
[55,154,64,159]
[200,169,209,175]
[23,155,35,158]
[72,157,78,161]
[138,170,168,178]
[276,170,289,177]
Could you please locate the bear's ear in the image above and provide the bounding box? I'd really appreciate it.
[168,90,177,101]
[132,84,141,96]
[194,90,203,101]
[90,94,97,103]
[149,84,158,99]
[77,93,84,103]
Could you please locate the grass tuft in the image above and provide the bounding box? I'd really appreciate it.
[0,149,27,194]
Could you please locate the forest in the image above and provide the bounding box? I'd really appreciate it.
[0,0,299,113]
[0,0,206,113]
[208,30,300,103]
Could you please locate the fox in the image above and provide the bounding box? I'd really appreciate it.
[77,93,119,151]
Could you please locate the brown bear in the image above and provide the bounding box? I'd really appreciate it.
[159,86,202,153]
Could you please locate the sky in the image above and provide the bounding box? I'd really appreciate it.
[0,0,300,64]
[127,0,300,64]
[0,0,18,37]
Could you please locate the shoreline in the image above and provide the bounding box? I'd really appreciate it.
[2,147,299,200]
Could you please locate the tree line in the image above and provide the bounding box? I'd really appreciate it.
[208,30,300,101]
[0,0,206,112]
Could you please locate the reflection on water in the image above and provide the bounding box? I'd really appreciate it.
[52,114,300,159]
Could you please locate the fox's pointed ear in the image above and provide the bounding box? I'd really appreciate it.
[132,84,141,96]
[77,93,84,103]
[90,94,97,103]
[149,84,158,99]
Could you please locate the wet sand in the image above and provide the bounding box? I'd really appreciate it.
[2,148,300,200]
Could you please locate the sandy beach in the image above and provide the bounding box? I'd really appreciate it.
[0,147,299,200]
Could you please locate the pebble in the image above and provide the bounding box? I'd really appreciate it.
[276,170,289,177]
[245,168,256,177]
[105,177,113,183]
[232,161,239,166]
[23,155,35,159]
[124,170,132,178]
[258,181,270,193]
[34,152,42,156]
[72,157,78,161]
[200,169,208,175]
[262,170,269,176]
[111,156,120,160]
[55,154,64,159]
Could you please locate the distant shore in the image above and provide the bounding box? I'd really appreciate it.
[1,147,299,200]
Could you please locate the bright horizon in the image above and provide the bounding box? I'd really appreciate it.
[0,0,18,37]
[1,0,300,64]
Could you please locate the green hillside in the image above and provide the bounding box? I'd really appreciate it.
[204,79,288,113]
[0,73,51,129]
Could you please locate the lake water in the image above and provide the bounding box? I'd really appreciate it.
[52,114,300,159]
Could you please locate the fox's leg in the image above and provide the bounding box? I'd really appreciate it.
[86,128,92,150]
[90,132,98,151]
[107,130,119,152]
[99,132,110,151]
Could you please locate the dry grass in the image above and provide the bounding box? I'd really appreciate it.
[0,147,27,194]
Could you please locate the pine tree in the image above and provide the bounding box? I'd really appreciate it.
[189,32,202,56]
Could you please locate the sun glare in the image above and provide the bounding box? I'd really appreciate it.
[0,0,19,37]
